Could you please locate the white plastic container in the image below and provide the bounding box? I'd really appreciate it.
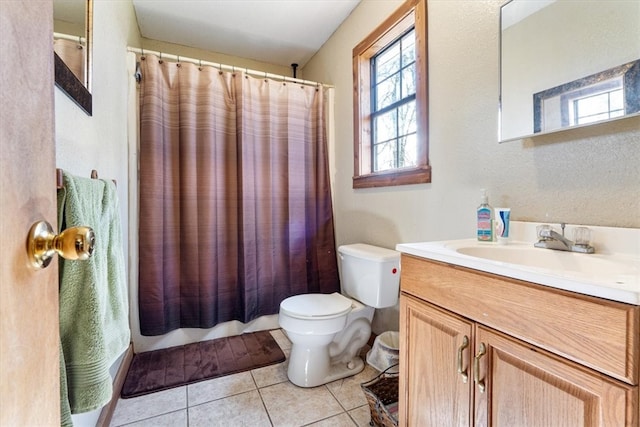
[495,207,511,244]
[366,331,399,372]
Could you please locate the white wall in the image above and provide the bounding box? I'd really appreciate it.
[302,0,640,333]
[56,0,141,264]
[139,37,293,77]
[55,0,140,424]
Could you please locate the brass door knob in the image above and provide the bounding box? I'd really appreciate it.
[27,220,95,269]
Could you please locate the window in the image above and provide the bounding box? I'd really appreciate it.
[565,78,624,126]
[353,0,430,188]
[372,29,416,172]
[532,60,639,135]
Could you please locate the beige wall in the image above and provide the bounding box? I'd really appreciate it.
[304,0,640,246]
[303,0,640,333]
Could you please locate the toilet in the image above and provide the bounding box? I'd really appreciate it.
[278,243,400,387]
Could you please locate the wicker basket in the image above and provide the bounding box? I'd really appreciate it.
[360,364,399,427]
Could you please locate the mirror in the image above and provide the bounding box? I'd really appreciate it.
[499,0,640,142]
[53,0,92,115]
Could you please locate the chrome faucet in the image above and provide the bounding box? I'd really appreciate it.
[534,223,595,254]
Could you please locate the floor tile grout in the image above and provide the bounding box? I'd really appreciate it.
[111,329,376,427]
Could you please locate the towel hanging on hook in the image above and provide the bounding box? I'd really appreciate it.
[56,169,116,189]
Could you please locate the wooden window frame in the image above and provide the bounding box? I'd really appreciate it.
[352,0,430,189]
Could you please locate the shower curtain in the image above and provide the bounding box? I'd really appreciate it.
[137,55,339,336]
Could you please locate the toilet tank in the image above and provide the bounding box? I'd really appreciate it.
[337,244,400,308]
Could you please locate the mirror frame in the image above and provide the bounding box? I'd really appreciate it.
[532,59,640,134]
[54,0,92,116]
[498,0,640,142]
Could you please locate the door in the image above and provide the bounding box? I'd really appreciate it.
[475,326,636,427]
[0,1,59,425]
[399,294,474,426]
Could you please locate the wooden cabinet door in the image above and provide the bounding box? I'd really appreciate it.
[475,326,637,427]
[399,295,474,427]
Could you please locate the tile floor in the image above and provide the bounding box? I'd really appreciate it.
[110,329,381,427]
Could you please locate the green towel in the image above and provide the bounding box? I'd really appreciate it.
[60,340,72,427]
[58,171,130,417]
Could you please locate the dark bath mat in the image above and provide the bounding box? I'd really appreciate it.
[121,330,285,398]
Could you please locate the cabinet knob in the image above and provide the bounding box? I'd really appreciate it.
[474,342,487,393]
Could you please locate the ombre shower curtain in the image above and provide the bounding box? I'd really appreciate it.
[137,55,339,336]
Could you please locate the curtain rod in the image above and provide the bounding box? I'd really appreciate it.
[54,32,86,44]
[127,47,333,89]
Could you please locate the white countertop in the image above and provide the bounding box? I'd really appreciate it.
[396,222,640,305]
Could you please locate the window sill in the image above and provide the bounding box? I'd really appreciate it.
[352,165,431,189]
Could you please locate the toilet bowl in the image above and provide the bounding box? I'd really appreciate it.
[278,244,400,387]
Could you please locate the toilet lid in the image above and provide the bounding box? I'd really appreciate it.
[280,292,353,319]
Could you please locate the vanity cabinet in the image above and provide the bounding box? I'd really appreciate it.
[398,254,639,427]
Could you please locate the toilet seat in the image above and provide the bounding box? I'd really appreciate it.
[280,292,353,320]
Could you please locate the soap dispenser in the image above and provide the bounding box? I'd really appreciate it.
[477,189,494,241]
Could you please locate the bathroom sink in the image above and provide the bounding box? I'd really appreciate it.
[396,227,640,305]
[452,243,631,278]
